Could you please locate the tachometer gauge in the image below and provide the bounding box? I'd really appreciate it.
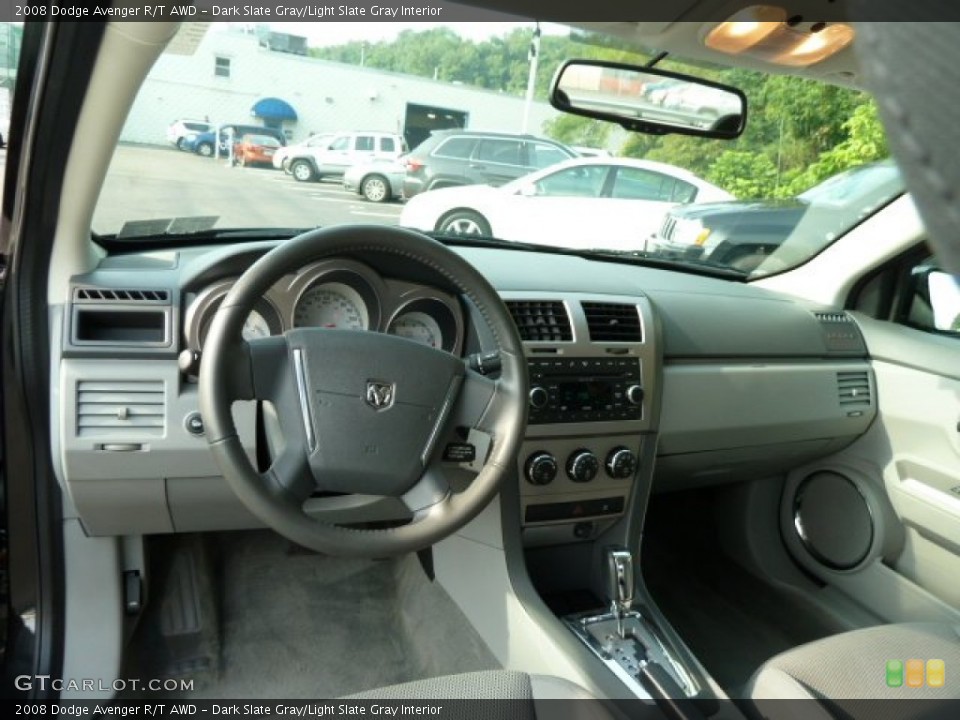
[197,302,281,349]
[242,310,272,340]
[388,311,444,349]
[294,282,369,330]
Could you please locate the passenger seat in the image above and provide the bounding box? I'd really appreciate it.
[747,623,960,716]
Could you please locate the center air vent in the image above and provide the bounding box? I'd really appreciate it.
[837,371,871,407]
[506,301,572,342]
[75,288,170,303]
[582,302,643,343]
[76,380,165,438]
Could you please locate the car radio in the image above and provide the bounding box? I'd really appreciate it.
[527,357,643,424]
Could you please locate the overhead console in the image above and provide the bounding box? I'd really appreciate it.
[500,292,659,548]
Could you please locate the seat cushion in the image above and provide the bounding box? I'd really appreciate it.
[346,670,618,720]
[747,622,960,701]
[346,670,535,701]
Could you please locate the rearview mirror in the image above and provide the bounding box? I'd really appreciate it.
[550,60,747,139]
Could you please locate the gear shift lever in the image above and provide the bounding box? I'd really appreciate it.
[604,547,635,638]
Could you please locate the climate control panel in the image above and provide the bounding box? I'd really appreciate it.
[524,447,637,486]
[520,436,641,547]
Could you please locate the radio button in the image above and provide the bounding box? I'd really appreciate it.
[529,386,549,409]
[626,384,644,406]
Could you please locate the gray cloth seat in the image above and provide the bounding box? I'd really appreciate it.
[348,670,617,719]
[746,622,960,718]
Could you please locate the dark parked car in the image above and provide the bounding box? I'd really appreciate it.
[401,130,577,199]
[182,124,286,157]
[647,159,905,272]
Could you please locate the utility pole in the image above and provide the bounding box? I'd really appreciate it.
[522,22,541,133]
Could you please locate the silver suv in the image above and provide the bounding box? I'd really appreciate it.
[287,131,407,183]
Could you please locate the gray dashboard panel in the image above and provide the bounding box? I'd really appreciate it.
[55,241,876,535]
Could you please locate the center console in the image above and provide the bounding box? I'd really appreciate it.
[500,292,718,715]
[502,292,658,549]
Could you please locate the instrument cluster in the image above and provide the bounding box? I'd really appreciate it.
[183,258,464,354]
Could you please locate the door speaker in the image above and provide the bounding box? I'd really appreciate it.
[793,470,873,570]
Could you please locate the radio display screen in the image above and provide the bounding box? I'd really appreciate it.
[558,381,614,409]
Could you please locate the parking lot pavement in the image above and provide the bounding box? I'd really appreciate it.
[94,145,403,235]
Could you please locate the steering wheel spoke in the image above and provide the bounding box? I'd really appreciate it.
[448,367,498,430]
[401,464,452,518]
[260,440,315,507]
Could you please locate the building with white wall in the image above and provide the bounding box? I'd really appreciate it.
[121,25,561,150]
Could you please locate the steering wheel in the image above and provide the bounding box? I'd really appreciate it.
[198,225,527,557]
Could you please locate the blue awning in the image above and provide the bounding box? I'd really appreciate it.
[251,97,298,121]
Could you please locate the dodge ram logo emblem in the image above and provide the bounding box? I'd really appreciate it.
[365,380,395,410]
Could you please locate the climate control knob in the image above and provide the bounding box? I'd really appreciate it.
[606,447,637,479]
[525,452,558,486]
[567,450,600,483]
[626,384,645,406]
[529,385,549,410]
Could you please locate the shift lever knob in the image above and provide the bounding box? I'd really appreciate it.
[605,547,634,637]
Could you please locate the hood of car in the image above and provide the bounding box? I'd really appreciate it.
[670,198,808,222]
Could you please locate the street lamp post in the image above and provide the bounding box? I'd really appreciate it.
[521,23,541,134]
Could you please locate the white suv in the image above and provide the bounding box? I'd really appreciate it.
[166,118,214,150]
[287,131,407,183]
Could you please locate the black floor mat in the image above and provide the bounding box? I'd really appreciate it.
[642,489,840,696]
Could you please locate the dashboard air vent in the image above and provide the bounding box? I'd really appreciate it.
[816,311,866,353]
[837,371,871,407]
[76,380,165,438]
[582,302,643,343]
[814,311,853,324]
[75,288,170,303]
[505,301,572,342]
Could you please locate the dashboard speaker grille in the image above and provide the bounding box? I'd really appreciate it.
[837,371,871,407]
[76,380,165,437]
[505,301,572,342]
[582,302,643,343]
[75,288,170,303]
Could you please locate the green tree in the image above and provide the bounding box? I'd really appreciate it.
[543,114,611,148]
[706,151,779,199]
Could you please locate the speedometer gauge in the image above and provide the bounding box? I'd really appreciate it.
[294,282,369,330]
[388,311,444,349]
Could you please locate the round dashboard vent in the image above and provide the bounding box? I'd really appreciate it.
[793,471,873,570]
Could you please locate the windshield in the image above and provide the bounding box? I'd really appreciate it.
[93,21,899,279]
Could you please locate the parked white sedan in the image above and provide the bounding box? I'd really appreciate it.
[400,157,732,251]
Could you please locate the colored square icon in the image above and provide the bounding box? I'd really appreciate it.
[906,659,925,688]
[886,659,904,687]
[927,659,945,688]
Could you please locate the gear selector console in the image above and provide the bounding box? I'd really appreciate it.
[565,548,698,703]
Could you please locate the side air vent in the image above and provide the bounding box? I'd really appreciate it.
[582,302,643,343]
[76,380,165,437]
[505,301,573,342]
[837,371,871,407]
[75,288,170,303]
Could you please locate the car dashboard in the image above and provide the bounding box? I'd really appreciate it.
[53,239,878,545]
